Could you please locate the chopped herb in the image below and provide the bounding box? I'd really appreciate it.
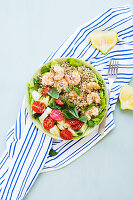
[83,104,95,111]
[65,84,73,92]
[48,88,59,99]
[49,148,58,157]
[74,107,79,117]
[73,87,80,96]
[79,114,87,123]
[62,109,76,119]
[62,107,79,119]
[32,113,42,119]
[88,120,94,127]
[69,107,79,119]
[60,96,75,107]
[50,101,62,110]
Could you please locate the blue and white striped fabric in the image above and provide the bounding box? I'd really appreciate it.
[0,5,133,200]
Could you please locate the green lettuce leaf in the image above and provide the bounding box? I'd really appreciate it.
[41,62,51,75]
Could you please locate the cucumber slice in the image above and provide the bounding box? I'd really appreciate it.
[39,112,48,124]
[68,124,88,136]
[77,123,88,134]
[57,124,64,130]
[40,96,50,106]
[32,90,42,101]
[57,119,65,126]
[49,97,54,105]
[50,125,60,137]
[57,120,71,130]
[68,128,78,136]
[45,107,52,115]
[39,107,52,124]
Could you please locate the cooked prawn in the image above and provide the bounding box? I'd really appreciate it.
[69,90,83,98]
[54,78,68,92]
[86,82,101,90]
[85,114,91,121]
[42,72,54,86]
[87,92,101,105]
[85,106,99,120]
[53,64,64,81]
[65,71,81,86]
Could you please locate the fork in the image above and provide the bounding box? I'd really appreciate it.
[98,60,119,135]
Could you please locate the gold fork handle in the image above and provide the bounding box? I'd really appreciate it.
[98,91,110,135]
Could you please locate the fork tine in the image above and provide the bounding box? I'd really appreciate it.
[114,60,117,75]
[111,60,114,75]
[108,60,112,75]
[116,61,119,76]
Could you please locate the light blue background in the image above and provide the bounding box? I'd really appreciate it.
[0,1,133,200]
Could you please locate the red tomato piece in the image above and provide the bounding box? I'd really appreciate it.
[55,97,65,105]
[42,87,51,95]
[71,121,84,130]
[43,116,55,129]
[32,101,46,113]
[60,130,73,140]
[66,119,80,125]
[50,109,64,121]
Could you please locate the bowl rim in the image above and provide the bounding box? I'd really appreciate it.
[25,58,109,140]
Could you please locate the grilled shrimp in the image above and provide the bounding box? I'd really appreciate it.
[85,106,99,121]
[54,78,68,92]
[87,92,101,105]
[69,90,83,98]
[86,82,101,90]
[53,64,64,81]
[42,72,54,86]
[65,71,81,85]
[85,114,91,121]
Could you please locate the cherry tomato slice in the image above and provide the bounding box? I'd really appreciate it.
[42,87,51,95]
[71,121,84,130]
[66,119,80,125]
[43,116,55,129]
[55,97,65,105]
[60,130,73,140]
[32,101,46,113]
[50,109,64,121]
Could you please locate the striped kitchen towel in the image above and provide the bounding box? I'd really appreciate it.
[0,5,133,200]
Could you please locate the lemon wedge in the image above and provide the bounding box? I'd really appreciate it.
[119,84,133,110]
[89,30,117,54]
